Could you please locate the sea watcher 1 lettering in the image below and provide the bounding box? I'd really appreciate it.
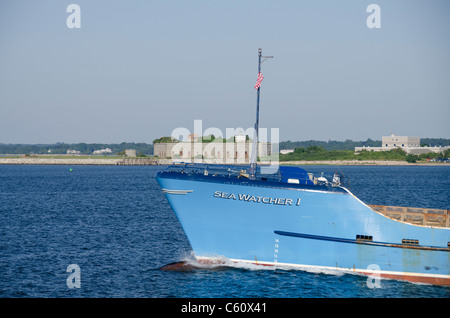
[213,191,301,206]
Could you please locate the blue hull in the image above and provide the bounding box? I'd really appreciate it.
[156,164,450,285]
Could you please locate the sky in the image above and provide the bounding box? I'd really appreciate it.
[0,0,449,144]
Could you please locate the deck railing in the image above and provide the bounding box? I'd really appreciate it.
[369,205,449,228]
[164,162,344,186]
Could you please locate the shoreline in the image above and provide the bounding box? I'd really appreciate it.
[0,157,447,166]
[272,160,447,166]
[0,157,172,165]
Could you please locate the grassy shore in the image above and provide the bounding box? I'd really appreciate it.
[276,160,447,166]
[279,147,450,164]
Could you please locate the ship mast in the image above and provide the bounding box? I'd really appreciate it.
[250,48,273,179]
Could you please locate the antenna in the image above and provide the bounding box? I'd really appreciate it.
[250,48,273,180]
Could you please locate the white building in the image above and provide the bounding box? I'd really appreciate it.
[93,148,112,155]
[382,135,420,148]
[355,134,450,155]
[66,149,81,155]
[154,137,272,164]
[125,149,137,157]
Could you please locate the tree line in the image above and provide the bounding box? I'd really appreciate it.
[279,138,450,151]
[1,138,448,156]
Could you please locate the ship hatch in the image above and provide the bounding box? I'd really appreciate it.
[356,235,373,242]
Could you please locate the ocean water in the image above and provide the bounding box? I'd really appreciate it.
[0,164,449,298]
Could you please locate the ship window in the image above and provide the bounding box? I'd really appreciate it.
[402,239,419,245]
[356,235,373,241]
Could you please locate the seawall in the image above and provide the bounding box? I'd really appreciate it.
[0,157,173,165]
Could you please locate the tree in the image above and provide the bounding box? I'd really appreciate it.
[406,154,419,163]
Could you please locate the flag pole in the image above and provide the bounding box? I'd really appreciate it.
[250,48,272,180]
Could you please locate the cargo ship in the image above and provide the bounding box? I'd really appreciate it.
[156,49,450,285]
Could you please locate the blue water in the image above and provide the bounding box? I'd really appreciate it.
[0,164,449,298]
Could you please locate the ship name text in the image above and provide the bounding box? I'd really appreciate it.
[213,191,301,206]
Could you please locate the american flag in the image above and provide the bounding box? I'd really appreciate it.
[254,72,263,90]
